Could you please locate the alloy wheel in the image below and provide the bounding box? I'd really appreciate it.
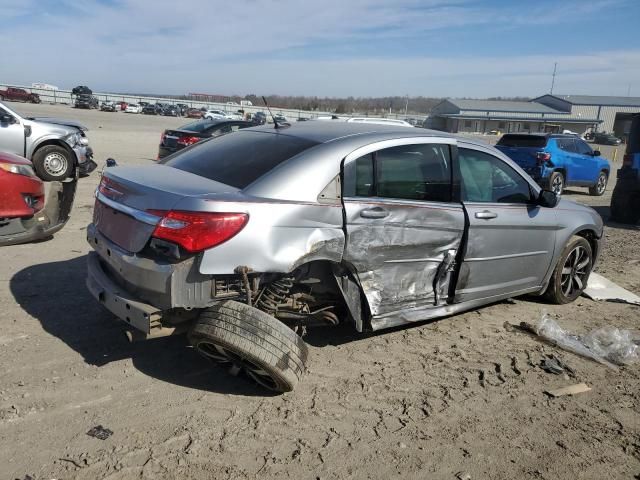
[195,341,279,390]
[551,174,564,195]
[560,245,591,297]
[596,174,607,194]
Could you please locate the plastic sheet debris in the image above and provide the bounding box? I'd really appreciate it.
[583,272,640,306]
[520,313,639,370]
[86,425,113,440]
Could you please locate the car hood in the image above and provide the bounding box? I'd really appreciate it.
[26,117,88,131]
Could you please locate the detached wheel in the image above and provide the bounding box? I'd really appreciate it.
[549,171,564,195]
[188,300,308,392]
[32,145,74,181]
[544,235,593,304]
[589,171,608,196]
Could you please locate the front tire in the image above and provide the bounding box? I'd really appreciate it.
[544,235,593,304]
[188,300,308,392]
[589,171,608,196]
[549,171,564,195]
[32,145,74,181]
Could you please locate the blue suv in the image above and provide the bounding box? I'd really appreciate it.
[495,134,610,196]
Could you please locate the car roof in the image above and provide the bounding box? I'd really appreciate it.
[248,121,456,144]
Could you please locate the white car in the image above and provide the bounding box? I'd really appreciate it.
[203,109,227,120]
[125,104,142,114]
[346,117,414,127]
[225,111,244,121]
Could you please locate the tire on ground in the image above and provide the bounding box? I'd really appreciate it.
[588,171,608,196]
[544,235,593,305]
[32,144,74,181]
[188,300,308,392]
[548,170,564,195]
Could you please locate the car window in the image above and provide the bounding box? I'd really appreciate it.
[162,130,319,189]
[497,134,547,148]
[458,148,533,204]
[574,139,593,155]
[556,138,576,152]
[344,144,452,202]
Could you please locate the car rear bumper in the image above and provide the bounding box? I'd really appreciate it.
[157,145,177,159]
[86,224,215,326]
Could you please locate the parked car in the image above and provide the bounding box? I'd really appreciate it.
[346,117,413,127]
[224,111,244,121]
[161,105,179,117]
[125,103,142,114]
[87,122,603,392]
[142,104,160,115]
[176,104,189,116]
[0,87,41,104]
[157,119,253,158]
[100,101,117,112]
[592,132,622,146]
[203,109,227,120]
[610,113,640,224]
[186,108,204,119]
[495,133,610,196]
[251,111,267,125]
[75,94,99,109]
[0,101,96,181]
[72,86,92,96]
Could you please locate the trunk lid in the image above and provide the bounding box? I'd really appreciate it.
[162,129,205,149]
[94,165,239,253]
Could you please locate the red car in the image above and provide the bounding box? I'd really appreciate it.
[0,151,76,245]
[0,87,41,103]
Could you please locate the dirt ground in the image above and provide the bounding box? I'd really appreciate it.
[1,103,638,480]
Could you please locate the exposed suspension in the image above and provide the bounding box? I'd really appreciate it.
[255,276,295,314]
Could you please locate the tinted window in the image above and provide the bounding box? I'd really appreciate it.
[459,148,532,204]
[556,138,577,152]
[497,134,548,148]
[574,139,593,155]
[344,144,452,202]
[162,131,319,189]
[178,120,219,133]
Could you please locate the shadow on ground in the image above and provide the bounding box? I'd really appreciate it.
[591,205,640,230]
[10,255,276,397]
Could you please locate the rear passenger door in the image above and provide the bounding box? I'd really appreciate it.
[342,138,465,326]
[456,146,558,303]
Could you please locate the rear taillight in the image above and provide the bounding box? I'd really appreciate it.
[177,136,201,147]
[148,210,248,253]
[536,152,551,164]
[623,154,633,167]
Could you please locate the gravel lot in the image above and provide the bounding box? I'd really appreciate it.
[1,103,638,480]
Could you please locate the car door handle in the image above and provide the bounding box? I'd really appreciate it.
[475,210,498,219]
[360,207,389,219]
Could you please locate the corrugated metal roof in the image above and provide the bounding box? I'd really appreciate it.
[553,94,640,107]
[438,113,601,123]
[445,98,562,114]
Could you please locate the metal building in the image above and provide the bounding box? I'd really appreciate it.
[429,98,600,134]
[533,95,640,139]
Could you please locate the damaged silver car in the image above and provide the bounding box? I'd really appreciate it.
[86,122,603,391]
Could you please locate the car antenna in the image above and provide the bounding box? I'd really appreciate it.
[262,96,279,129]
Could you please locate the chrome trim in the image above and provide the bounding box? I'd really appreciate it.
[96,192,161,226]
[384,257,443,263]
[465,250,548,262]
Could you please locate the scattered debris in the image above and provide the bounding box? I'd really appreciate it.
[86,425,113,440]
[583,272,640,306]
[545,383,591,398]
[539,355,575,376]
[519,313,639,369]
[455,471,471,480]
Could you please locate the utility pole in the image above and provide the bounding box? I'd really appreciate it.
[550,62,557,94]
[404,95,409,117]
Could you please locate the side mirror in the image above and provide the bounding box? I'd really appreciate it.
[537,189,559,208]
[592,150,601,156]
[0,114,15,124]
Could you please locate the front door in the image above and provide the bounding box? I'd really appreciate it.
[455,145,558,303]
[0,105,25,156]
[572,138,599,183]
[342,138,465,328]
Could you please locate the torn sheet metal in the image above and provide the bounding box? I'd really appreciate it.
[583,272,640,306]
[342,200,465,318]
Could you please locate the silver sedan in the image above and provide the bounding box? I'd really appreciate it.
[86,122,603,391]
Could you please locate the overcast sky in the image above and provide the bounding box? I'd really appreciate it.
[2,0,639,98]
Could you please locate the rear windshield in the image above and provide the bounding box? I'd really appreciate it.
[177,120,218,133]
[161,131,319,188]
[497,134,548,148]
